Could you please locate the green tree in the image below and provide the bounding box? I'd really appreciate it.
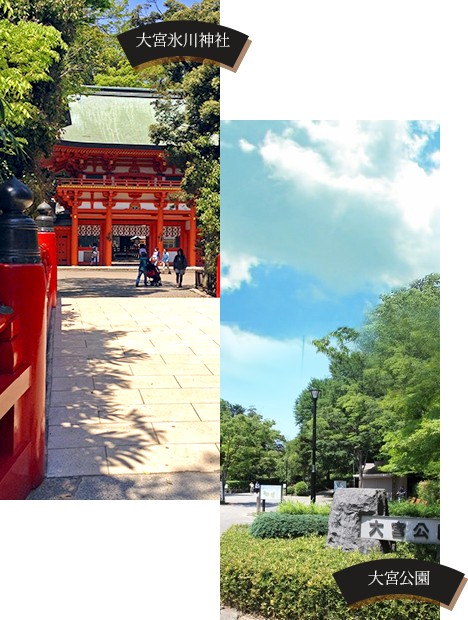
[361,274,440,477]
[141,0,220,284]
[2,0,111,200]
[220,399,286,492]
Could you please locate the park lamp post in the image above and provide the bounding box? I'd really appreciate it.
[308,388,321,502]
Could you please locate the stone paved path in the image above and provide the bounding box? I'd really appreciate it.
[57,266,205,298]
[29,293,220,499]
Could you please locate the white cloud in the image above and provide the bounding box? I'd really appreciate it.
[430,150,440,166]
[221,324,330,436]
[221,324,328,381]
[221,252,261,292]
[222,121,440,294]
[239,138,256,152]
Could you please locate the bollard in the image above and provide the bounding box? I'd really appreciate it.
[36,201,57,310]
[0,176,47,499]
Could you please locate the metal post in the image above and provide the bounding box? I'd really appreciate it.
[311,396,317,503]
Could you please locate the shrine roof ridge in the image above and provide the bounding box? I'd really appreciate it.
[57,141,164,151]
[78,85,183,99]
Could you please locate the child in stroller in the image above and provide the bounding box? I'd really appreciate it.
[146,261,162,286]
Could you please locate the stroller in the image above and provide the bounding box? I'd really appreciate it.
[146,261,162,286]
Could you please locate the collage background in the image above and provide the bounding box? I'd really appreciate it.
[3,2,462,619]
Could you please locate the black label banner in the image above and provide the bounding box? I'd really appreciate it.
[333,559,466,610]
[117,21,250,73]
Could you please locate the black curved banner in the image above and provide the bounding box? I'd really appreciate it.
[333,559,466,610]
[117,21,250,73]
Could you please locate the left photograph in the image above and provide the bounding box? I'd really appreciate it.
[0,0,220,500]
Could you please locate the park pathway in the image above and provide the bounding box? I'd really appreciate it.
[28,274,220,499]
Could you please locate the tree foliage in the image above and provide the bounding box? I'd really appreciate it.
[361,274,440,477]
[220,399,286,486]
[143,0,220,280]
[293,274,440,485]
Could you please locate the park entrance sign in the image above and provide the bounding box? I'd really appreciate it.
[361,516,440,545]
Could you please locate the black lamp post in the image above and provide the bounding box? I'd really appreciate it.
[309,388,321,502]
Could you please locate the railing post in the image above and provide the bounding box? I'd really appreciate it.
[36,201,57,311]
[217,254,220,298]
[0,176,47,498]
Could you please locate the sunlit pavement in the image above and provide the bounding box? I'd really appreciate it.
[28,272,220,500]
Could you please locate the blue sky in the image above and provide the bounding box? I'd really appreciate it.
[126,0,197,12]
[221,121,440,440]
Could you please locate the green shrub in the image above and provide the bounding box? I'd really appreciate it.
[416,480,440,503]
[294,481,308,496]
[221,526,439,620]
[249,512,329,539]
[226,480,249,492]
[388,500,440,519]
[278,500,331,515]
[286,486,295,495]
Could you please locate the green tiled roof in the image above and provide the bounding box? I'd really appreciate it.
[60,86,181,147]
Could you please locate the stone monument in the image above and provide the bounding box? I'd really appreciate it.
[327,488,392,554]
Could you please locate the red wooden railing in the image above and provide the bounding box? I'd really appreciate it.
[56,177,180,189]
[0,178,56,500]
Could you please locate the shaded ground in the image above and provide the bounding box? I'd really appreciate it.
[27,472,219,500]
[58,266,206,298]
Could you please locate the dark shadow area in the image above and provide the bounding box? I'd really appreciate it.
[27,472,219,500]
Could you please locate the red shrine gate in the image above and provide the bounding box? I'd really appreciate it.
[45,144,201,267]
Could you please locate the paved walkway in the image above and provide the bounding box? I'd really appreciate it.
[220,492,333,534]
[28,280,220,499]
[57,266,205,298]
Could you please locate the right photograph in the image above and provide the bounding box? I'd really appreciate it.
[220,121,440,619]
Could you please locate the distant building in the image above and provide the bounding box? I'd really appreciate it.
[44,86,201,266]
[353,462,407,501]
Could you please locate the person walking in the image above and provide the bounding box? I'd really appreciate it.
[135,251,150,287]
[249,482,254,494]
[162,249,170,273]
[173,248,187,288]
[151,247,161,265]
[255,481,260,494]
[91,244,98,266]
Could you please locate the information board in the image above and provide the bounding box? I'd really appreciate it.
[260,485,283,502]
[334,481,346,491]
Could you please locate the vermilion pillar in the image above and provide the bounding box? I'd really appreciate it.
[104,199,113,266]
[157,195,165,258]
[189,206,197,267]
[149,218,157,258]
[71,204,78,265]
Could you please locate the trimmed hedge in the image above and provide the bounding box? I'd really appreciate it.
[388,500,440,519]
[278,500,331,516]
[250,512,329,539]
[221,525,439,620]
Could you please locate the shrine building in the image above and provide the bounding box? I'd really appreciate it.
[43,86,200,266]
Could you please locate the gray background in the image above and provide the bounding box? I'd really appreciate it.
[221,0,460,620]
[0,0,468,620]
